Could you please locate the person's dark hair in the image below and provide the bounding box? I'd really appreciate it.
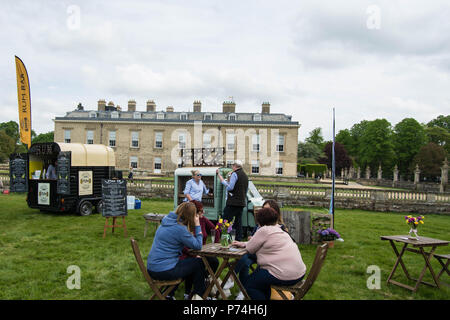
[189,200,204,214]
[255,207,278,226]
[262,199,286,228]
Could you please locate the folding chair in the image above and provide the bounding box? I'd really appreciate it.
[271,242,329,300]
[434,253,449,287]
[130,238,183,300]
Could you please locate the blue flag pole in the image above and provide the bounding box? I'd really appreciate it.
[329,108,335,228]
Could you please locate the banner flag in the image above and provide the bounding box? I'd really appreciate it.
[15,56,32,148]
[329,108,335,217]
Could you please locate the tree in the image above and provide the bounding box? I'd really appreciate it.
[392,118,428,178]
[32,131,54,144]
[358,119,395,176]
[305,127,325,149]
[298,141,324,164]
[412,143,446,181]
[349,120,370,168]
[427,115,450,131]
[320,142,352,175]
[425,124,450,156]
[0,130,15,163]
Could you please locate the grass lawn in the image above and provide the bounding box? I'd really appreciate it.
[0,193,448,300]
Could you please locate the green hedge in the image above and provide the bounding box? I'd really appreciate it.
[298,164,328,175]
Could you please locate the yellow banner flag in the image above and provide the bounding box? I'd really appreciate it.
[15,56,32,148]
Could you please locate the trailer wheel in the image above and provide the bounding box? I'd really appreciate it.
[96,200,104,214]
[79,200,93,216]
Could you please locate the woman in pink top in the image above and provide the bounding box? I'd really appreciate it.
[232,207,306,300]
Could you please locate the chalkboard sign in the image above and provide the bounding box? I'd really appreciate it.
[101,179,127,217]
[57,151,71,195]
[9,154,28,193]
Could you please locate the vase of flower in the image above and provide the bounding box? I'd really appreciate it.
[317,228,341,248]
[216,217,234,247]
[404,215,424,240]
[220,233,231,247]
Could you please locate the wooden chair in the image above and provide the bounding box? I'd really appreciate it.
[130,238,183,300]
[271,242,329,300]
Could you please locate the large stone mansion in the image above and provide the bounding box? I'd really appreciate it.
[53,99,300,176]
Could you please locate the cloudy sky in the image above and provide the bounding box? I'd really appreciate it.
[1,0,449,141]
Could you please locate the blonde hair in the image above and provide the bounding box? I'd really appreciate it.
[176,202,197,233]
[191,170,200,177]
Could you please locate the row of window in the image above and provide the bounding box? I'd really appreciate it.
[129,157,283,175]
[88,111,263,122]
[64,130,285,152]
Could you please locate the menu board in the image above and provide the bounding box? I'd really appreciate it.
[101,179,127,217]
[9,155,27,193]
[57,151,71,195]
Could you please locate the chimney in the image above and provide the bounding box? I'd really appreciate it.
[106,101,116,111]
[223,100,236,113]
[98,99,106,111]
[262,102,270,114]
[193,100,201,112]
[146,100,156,112]
[128,100,136,112]
[116,105,122,111]
[166,106,174,112]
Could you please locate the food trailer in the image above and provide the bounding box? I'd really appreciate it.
[174,167,264,234]
[10,142,118,215]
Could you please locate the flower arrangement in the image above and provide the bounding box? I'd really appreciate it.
[317,228,341,242]
[405,215,424,229]
[215,218,234,246]
[405,215,424,239]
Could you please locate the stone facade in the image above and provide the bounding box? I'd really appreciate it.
[54,100,300,176]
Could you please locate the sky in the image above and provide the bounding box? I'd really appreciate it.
[1,0,449,141]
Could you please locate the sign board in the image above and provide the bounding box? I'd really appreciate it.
[180,147,225,167]
[38,183,50,205]
[57,151,71,195]
[79,170,93,196]
[101,179,127,217]
[9,154,28,192]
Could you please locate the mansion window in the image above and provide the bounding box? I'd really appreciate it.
[86,130,94,144]
[109,131,116,147]
[253,114,262,121]
[204,113,212,121]
[226,133,235,151]
[252,134,260,152]
[276,161,283,175]
[276,135,285,152]
[155,132,163,148]
[251,160,260,174]
[64,130,71,143]
[154,157,162,173]
[130,156,138,169]
[131,131,139,148]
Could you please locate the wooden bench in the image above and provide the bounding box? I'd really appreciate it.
[434,253,449,286]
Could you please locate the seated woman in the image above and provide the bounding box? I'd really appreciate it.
[183,170,212,202]
[179,200,220,299]
[232,207,306,300]
[147,202,207,299]
[233,199,292,299]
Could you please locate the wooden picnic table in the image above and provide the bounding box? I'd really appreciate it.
[143,213,167,237]
[190,242,251,300]
[380,235,449,292]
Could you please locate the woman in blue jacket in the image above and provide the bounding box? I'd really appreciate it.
[147,201,207,299]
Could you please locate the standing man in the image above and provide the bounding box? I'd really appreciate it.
[46,160,57,180]
[217,160,248,241]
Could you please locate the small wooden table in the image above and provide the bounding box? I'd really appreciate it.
[143,213,166,237]
[190,243,250,300]
[381,235,449,292]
